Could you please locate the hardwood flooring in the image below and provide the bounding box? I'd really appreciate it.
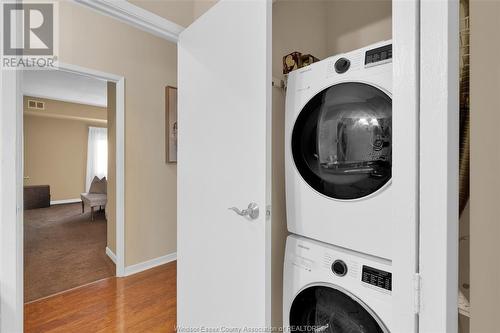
[25,261,177,332]
[24,203,115,302]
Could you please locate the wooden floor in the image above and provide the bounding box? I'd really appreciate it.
[24,203,115,302]
[25,261,177,332]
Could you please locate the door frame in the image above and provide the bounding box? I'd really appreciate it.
[392,0,459,332]
[419,1,459,332]
[392,1,420,331]
[0,57,24,333]
[0,62,126,332]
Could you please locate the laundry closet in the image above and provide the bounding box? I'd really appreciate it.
[177,1,460,332]
[270,0,392,329]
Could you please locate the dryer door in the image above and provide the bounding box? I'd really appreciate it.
[289,285,387,333]
[291,82,392,200]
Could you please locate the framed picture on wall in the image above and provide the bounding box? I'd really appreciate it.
[166,86,178,163]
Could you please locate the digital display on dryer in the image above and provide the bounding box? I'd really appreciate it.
[365,44,392,66]
[362,265,392,291]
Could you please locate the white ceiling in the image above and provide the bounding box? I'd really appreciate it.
[22,70,108,107]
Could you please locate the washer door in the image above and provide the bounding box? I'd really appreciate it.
[291,82,392,200]
[289,286,386,333]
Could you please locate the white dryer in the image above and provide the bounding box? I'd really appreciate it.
[285,41,393,259]
[283,234,392,332]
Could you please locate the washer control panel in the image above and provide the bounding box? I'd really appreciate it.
[362,265,392,291]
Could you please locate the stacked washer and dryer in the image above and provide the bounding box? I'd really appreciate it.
[283,41,394,332]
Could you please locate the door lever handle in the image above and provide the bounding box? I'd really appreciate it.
[228,202,259,220]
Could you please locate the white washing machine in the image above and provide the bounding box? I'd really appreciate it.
[283,234,392,332]
[285,41,393,259]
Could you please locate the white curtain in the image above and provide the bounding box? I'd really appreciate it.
[86,126,108,191]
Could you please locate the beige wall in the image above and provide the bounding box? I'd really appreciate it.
[192,0,217,21]
[326,0,392,55]
[470,1,500,331]
[57,0,177,266]
[24,95,106,123]
[128,0,218,27]
[23,97,106,201]
[107,82,117,253]
[128,0,195,27]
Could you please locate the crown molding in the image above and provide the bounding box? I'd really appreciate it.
[72,0,185,43]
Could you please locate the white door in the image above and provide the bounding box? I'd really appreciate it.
[177,0,271,329]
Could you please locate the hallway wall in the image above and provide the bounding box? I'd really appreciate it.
[129,0,218,27]
[57,0,177,266]
[128,0,194,27]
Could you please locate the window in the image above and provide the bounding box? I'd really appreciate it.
[86,126,108,191]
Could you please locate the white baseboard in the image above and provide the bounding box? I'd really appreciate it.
[50,198,82,205]
[124,252,177,276]
[106,246,117,264]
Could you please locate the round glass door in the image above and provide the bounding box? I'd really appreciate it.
[289,286,386,333]
[291,82,392,200]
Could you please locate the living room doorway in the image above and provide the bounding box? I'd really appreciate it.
[20,64,126,305]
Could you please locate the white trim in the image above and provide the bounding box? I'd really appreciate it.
[106,246,117,264]
[124,252,177,277]
[392,1,420,332]
[0,2,24,330]
[57,62,122,83]
[1,61,126,330]
[265,0,273,327]
[72,0,184,43]
[115,78,125,277]
[50,198,82,205]
[419,0,459,332]
[0,56,24,333]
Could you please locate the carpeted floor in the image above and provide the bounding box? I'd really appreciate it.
[24,203,115,302]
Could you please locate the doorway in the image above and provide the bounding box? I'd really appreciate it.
[0,62,125,332]
[22,69,114,301]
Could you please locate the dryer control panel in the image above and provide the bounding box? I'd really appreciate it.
[362,265,392,291]
[365,44,392,67]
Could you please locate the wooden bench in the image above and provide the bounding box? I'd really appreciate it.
[80,193,107,221]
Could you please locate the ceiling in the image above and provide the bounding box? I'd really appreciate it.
[22,70,108,107]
